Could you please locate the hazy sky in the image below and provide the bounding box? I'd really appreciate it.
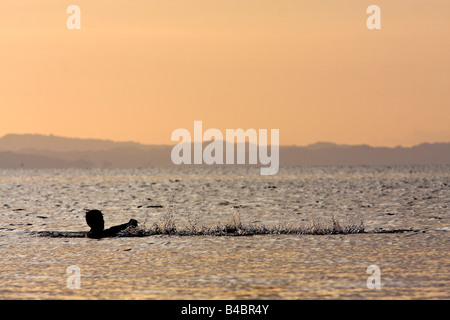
[0,0,449,146]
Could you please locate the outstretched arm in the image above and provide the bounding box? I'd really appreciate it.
[103,219,138,237]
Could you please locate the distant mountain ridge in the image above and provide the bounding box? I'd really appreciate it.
[0,134,449,168]
[0,133,148,152]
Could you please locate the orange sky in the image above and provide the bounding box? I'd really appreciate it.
[0,0,449,147]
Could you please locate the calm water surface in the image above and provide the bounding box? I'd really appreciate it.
[0,166,449,299]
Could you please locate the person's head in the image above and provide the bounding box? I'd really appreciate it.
[85,209,105,231]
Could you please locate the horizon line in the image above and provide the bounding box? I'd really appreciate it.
[1,132,449,149]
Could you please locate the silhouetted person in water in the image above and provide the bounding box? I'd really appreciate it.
[85,209,138,239]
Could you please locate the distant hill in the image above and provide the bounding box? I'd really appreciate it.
[280,143,450,166]
[0,134,449,168]
[0,134,170,168]
[0,133,146,152]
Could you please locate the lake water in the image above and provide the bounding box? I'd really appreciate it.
[0,166,449,299]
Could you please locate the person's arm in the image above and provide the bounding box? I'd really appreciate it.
[103,219,138,237]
